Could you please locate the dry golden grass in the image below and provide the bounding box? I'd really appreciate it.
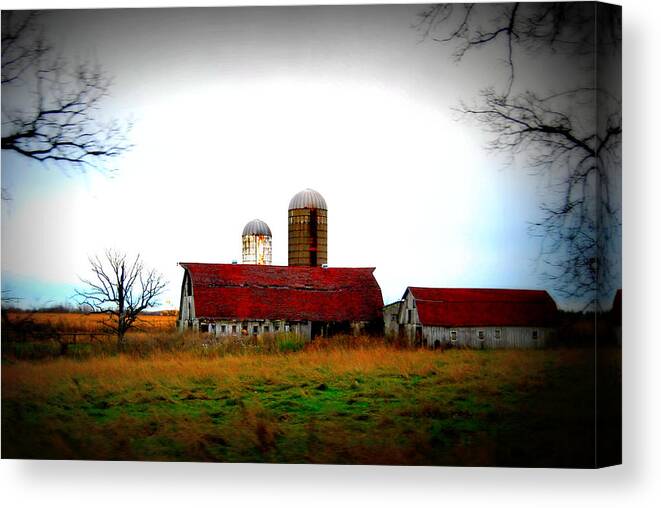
[2,346,558,400]
[4,311,177,333]
[1,344,620,466]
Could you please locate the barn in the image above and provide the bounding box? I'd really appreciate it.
[393,287,558,348]
[177,262,383,339]
[383,300,403,338]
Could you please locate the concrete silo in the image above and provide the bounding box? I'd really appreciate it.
[288,188,327,267]
[242,219,272,265]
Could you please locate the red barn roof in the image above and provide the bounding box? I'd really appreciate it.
[407,287,557,328]
[180,263,383,322]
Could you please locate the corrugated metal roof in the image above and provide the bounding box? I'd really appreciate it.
[407,287,558,328]
[242,219,272,237]
[180,263,383,322]
[288,188,327,210]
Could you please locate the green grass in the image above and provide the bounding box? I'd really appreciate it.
[1,346,621,466]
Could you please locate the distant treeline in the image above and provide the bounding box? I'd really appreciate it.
[1,304,178,316]
[555,309,621,346]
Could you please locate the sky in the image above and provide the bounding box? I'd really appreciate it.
[1,4,615,310]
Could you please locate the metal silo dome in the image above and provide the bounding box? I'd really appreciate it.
[288,188,327,210]
[242,219,272,237]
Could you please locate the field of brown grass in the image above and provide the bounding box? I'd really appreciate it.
[1,312,621,466]
[1,340,622,466]
[4,311,177,333]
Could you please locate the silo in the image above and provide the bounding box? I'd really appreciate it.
[288,188,327,267]
[242,219,272,265]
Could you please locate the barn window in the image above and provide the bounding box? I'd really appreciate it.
[478,330,485,341]
[450,330,457,342]
[252,326,258,335]
[200,322,209,333]
[275,325,280,332]
[532,330,539,340]
[264,325,269,333]
[494,329,501,340]
[285,324,290,332]
[220,325,226,334]
[407,309,413,324]
[232,325,237,334]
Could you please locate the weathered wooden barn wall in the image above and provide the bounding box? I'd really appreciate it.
[178,271,195,325]
[421,325,551,349]
[180,317,374,340]
[398,289,419,341]
[195,319,312,340]
[383,301,402,337]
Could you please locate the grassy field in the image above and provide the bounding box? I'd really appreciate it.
[3,311,177,333]
[1,341,621,467]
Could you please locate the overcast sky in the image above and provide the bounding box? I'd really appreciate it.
[1,4,600,309]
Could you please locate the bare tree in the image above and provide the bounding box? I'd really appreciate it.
[1,12,131,188]
[75,250,167,349]
[416,3,621,307]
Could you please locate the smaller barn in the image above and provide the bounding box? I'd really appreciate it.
[177,263,383,340]
[383,300,403,338]
[393,287,558,349]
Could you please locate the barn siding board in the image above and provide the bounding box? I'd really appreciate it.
[176,271,196,331]
[421,326,551,349]
[181,318,314,340]
[383,301,402,337]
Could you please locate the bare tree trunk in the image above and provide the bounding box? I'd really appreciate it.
[117,331,127,352]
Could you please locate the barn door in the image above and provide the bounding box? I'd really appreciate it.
[415,326,423,347]
[311,321,323,340]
